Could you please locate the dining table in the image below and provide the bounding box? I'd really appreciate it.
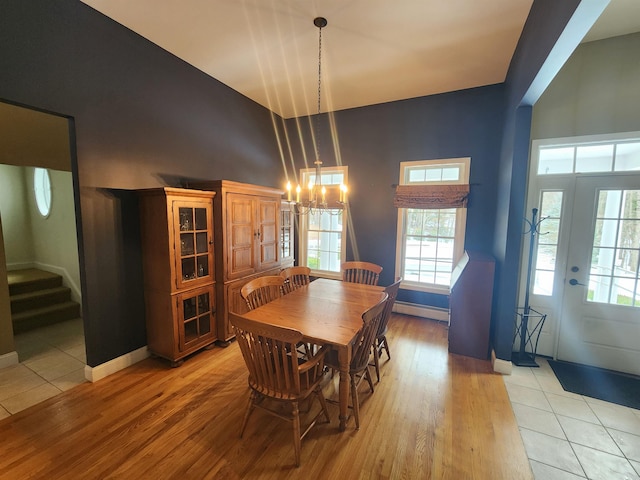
[237,277,386,431]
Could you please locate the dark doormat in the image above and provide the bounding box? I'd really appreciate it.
[548,360,640,410]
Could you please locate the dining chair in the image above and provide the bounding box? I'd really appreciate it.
[325,293,388,429]
[280,266,311,294]
[341,261,383,286]
[229,313,331,467]
[372,277,402,382]
[240,275,285,310]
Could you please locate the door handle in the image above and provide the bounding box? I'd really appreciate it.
[569,278,586,286]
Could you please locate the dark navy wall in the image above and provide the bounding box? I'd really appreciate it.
[284,85,506,306]
[0,0,284,366]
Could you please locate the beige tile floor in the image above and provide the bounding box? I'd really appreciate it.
[506,357,640,480]
[0,318,87,419]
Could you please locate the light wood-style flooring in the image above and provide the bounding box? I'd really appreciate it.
[0,314,532,479]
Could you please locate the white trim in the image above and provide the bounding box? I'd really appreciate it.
[393,301,449,322]
[0,351,19,369]
[84,346,149,383]
[491,350,513,375]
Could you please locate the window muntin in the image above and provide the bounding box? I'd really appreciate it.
[298,166,347,277]
[396,158,470,293]
[33,167,52,217]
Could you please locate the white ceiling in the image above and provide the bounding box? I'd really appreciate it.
[81,0,640,119]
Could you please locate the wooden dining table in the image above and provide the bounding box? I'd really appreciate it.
[238,277,386,431]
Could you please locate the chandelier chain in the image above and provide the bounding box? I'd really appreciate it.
[316,21,323,173]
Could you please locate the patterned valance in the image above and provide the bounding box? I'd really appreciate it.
[393,184,470,209]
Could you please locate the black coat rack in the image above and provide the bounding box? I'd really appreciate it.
[512,208,548,367]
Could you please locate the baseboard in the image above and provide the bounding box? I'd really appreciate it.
[84,346,149,383]
[393,301,449,322]
[0,351,19,369]
[491,349,513,375]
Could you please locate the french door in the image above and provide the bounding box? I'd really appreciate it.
[557,174,640,375]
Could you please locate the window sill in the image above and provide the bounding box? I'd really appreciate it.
[310,271,342,281]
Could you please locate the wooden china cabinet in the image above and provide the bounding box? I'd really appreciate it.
[137,187,217,365]
[183,180,286,344]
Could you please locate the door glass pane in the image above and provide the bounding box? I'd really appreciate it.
[180,234,194,255]
[588,189,640,307]
[533,191,563,296]
[196,232,208,253]
[194,208,207,230]
[179,208,193,231]
[575,145,613,173]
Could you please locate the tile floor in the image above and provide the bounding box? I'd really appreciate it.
[506,357,640,480]
[0,318,87,420]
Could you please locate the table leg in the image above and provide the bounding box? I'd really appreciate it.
[338,346,350,431]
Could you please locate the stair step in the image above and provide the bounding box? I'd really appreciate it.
[10,286,72,313]
[12,301,82,333]
[8,269,62,296]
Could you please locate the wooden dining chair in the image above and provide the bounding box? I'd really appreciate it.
[372,277,402,382]
[240,275,285,310]
[229,313,331,467]
[341,261,383,286]
[325,293,388,429]
[280,266,311,294]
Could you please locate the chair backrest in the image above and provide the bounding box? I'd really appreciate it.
[341,261,383,286]
[240,275,285,310]
[230,313,305,396]
[280,266,311,294]
[350,293,388,372]
[378,277,402,336]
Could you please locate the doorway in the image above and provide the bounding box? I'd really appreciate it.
[520,134,640,375]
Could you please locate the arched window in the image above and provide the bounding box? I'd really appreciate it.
[33,167,52,217]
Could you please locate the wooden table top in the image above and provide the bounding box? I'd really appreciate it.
[240,278,386,347]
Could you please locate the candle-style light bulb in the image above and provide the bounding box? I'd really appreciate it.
[286,181,292,201]
[321,186,326,204]
[296,184,301,203]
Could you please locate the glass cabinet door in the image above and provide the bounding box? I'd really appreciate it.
[174,200,214,290]
[178,285,216,351]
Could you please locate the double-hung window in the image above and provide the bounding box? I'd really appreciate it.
[395,158,470,293]
[298,166,348,278]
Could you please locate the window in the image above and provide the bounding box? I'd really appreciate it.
[532,191,564,296]
[395,158,470,293]
[33,167,52,217]
[538,139,640,175]
[298,166,348,278]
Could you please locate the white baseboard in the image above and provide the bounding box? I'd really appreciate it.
[393,301,449,322]
[84,346,149,383]
[0,351,19,369]
[491,349,513,375]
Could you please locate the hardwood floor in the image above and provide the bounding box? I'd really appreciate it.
[0,314,532,479]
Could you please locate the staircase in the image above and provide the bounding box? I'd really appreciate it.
[8,268,81,333]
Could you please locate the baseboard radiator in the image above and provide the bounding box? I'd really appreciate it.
[393,301,449,323]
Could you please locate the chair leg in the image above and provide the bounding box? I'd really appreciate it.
[381,335,391,360]
[240,391,257,437]
[292,401,301,467]
[373,342,381,383]
[350,375,360,430]
[315,387,331,423]
[364,365,375,394]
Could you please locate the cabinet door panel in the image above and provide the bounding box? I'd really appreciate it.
[227,194,256,278]
[178,285,216,352]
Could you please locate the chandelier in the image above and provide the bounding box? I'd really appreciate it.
[285,17,348,215]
